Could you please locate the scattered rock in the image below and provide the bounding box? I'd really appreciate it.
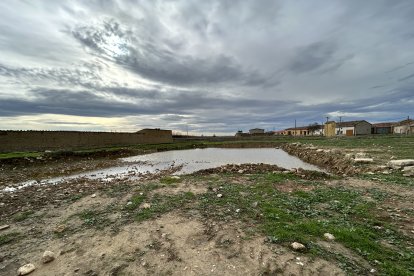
[238,169,244,174]
[235,209,240,213]
[388,159,414,169]
[42,250,55,263]
[291,242,306,251]
[370,268,377,273]
[251,201,258,207]
[170,176,180,179]
[366,172,375,175]
[354,158,374,163]
[217,194,223,198]
[126,201,133,206]
[17,263,36,275]
[91,194,96,198]
[53,224,66,233]
[141,203,151,209]
[323,233,335,241]
[0,225,10,231]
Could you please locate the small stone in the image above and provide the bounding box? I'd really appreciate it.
[74,268,80,272]
[141,203,151,209]
[17,263,36,275]
[42,250,55,263]
[235,209,240,213]
[370,268,376,273]
[324,233,335,241]
[291,242,306,251]
[126,201,133,206]
[0,225,10,231]
[91,194,96,198]
[217,194,223,198]
[53,224,66,233]
[251,201,258,207]
[171,176,180,179]
[238,169,244,174]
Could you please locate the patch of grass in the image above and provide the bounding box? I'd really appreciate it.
[133,192,196,222]
[78,209,110,229]
[13,210,35,222]
[125,194,146,211]
[360,171,414,187]
[0,151,41,159]
[160,176,182,184]
[191,173,414,275]
[0,232,21,246]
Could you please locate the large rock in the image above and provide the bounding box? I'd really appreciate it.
[388,159,414,169]
[42,250,55,263]
[403,166,414,172]
[291,242,306,251]
[354,158,374,163]
[17,264,36,275]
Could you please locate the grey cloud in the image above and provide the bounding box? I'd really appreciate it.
[288,42,337,74]
[71,19,271,87]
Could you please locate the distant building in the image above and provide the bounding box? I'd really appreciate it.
[283,126,309,136]
[372,122,395,134]
[336,120,372,136]
[249,128,265,134]
[235,130,249,137]
[325,120,371,136]
[324,121,336,137]
[393,119,414,134]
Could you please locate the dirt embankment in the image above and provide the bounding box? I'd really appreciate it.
[280,143,360,176]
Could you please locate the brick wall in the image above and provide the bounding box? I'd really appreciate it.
[0,130,173,152]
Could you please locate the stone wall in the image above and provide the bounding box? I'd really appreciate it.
[0,130,173,152]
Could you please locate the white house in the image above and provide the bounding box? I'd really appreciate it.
[335,120,372,136]
[393,119,414,134]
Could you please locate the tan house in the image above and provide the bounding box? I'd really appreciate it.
[249,128,265,135]
[324,121,336,137]
[283,126,310,136]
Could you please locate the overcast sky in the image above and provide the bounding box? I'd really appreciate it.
[0,0,413,134]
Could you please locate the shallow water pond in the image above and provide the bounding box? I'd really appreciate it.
[4,148,321,192]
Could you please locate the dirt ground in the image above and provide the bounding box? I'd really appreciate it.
[1,145,414,275]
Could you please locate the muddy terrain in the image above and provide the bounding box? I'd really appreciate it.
[1,141,414,275]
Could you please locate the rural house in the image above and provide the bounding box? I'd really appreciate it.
[283,126,309,136]
[372,122,395,134]
[249,128,265,134]
[325,120,372,136]
[336,120,372,136]
[393,119,414,134]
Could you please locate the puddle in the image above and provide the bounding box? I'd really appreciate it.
[3,148,321,192]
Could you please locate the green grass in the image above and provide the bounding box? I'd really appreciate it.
[160,176,182,184]
[13,210,35,222]
[190,172,414,275]
[0,232,21,246]
[78,209,111,229]
[0,151,41,159]
[360,171,414,187]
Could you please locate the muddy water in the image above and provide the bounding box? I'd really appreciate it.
[4,148,321,192]
[123,148,321,174]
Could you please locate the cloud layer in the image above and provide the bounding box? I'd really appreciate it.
[1,0,414,134]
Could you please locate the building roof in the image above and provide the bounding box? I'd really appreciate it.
[336,120,371,127]
[285,126,309,130]
[372,122,396,128]
[395,119,414,126]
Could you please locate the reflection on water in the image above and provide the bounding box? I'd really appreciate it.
[122,148,321,174]
[4,148,321,192]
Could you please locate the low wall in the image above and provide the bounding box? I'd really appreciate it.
[0,130,173,153]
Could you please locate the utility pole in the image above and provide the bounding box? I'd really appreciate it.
[294,119,297,136]
[326,116,329,123]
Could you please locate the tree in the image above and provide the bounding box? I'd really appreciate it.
[308,122,321,135]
